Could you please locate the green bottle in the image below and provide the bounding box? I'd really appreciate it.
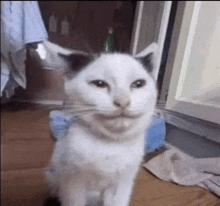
[104,27,115,52]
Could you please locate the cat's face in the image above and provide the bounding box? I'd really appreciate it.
[37,41,158,140]
[63,52,157,140]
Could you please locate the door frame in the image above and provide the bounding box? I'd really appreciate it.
[130,1,172,80]
[165,1,220,125]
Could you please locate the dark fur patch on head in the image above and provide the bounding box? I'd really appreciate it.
[135,53,153,73]
[43,196,61,206]
[58,53,96,79]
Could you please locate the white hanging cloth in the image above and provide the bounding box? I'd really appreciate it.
[1,1,48,98]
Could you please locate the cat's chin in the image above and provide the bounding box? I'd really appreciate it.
[86,113,150,141]
[76,110,152,141]
[102,117,134,133]
[93,113,141,132]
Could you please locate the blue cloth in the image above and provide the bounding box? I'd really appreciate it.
[49,111,72,140]
[49,111,166,153]
[1,1,48,98]
[145,113,166,152]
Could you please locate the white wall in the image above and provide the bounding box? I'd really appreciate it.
[177,2,220,108]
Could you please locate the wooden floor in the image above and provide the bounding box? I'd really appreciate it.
[1,102,220,206]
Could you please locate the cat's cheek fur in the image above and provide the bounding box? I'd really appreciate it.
[64,78,112,108]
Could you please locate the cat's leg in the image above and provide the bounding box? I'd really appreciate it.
[59,175,87,206]
[102,183,116,206]
[103,165,140,206]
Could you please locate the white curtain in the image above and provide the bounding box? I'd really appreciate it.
[1,1,48,99]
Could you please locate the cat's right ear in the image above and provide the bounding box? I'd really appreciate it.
[34,41,95,77]
[34,41,74,70]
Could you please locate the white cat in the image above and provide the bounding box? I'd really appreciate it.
[42,41,158,206]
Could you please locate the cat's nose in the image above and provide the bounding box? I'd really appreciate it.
[113,90,131,109]
[113,99,130,108]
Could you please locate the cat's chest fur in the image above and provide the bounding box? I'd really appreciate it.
[55,124,145,178]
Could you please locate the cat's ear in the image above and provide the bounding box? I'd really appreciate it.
[34,41,95,77]
[135,42,158,75]
[34,41,74,70]
[58,52,96,78]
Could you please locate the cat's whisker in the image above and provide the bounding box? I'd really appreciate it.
[67,107,98,113]
[64,101,96,106]
[67,108,97,111]
[70,111,98,118]
[64,104,96,107]
[72,104,96,107]
[64,106,97,111]
[69,110,96,115]
[72,106,97,110]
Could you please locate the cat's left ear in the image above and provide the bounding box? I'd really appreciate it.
[58,52,96,78]
[134,42,158,76]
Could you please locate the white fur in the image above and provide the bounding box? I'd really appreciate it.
[46,45,157,206]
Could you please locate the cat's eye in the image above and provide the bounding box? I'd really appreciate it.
[90,80,108,88]
[131,79,146,89]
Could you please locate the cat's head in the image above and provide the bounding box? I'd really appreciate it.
[37,42,158,141]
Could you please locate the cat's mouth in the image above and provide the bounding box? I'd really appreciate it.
[94,111,144,133]
[97,111,142,120]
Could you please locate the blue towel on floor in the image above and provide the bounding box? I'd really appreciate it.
[49,111,166,153]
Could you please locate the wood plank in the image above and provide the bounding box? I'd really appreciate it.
[2,108,53,171]
[2,139,53,171]
[131,168,220,206]
[2,168,49,206]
